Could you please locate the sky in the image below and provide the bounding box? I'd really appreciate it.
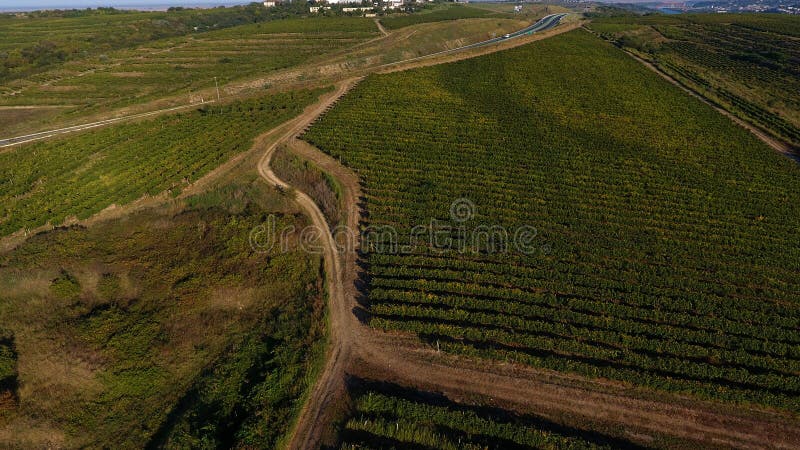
[0,0,253,12]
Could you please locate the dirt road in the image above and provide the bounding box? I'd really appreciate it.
[374,18,389,37]
[255,79,362,450]
[0,101,213,150]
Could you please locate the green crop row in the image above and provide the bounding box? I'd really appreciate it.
[332,381,631,449]
[0,3,316,85]
[0,17,376,113]
[588,14,800,146]
[380,5,497,30]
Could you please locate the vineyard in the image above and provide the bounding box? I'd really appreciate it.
[0,16,377,113]
[0,88,324,237]
[588,14,800,147]
[0,4,314,85]
[330,379,637,449]
[303,29,800,411]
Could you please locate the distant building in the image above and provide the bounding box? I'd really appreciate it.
[263,0,278,6]
[343,6,374,12]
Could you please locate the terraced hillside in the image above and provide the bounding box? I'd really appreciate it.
[303,29,800,412]
[588,14,800,147]
[0,17,377,112]
[379,5,498,30]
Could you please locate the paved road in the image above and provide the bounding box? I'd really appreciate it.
[466,13,569,48]
[376,13,569,68]
[0,101,214,149]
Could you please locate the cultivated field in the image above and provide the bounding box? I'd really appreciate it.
[330,378,635,449]
[6,5,799,449]
[0,4,314,84]
[0,16,377,115]
[304,28,800,412]
[589,14,800,147]
[379,4,499,30]
[0,89,324,238]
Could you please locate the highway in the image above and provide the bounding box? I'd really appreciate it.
[463,13,569,50]
[376,13,569,67]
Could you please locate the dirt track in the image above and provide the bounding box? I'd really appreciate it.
[256,80,362,450]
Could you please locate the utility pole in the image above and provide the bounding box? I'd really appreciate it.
[214,76,220,102]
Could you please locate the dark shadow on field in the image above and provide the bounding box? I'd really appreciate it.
[352,251,372,326]
[0,332,18,409]
[320,375,647,450]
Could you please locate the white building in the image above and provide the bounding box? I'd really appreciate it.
[263,0,278,6]
[343,6,374,12]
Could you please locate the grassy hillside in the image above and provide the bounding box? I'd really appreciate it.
[588,14,800,146]
[380,5,499,30]
[303,29,800,411]
[0,88,325,238]
[0,176,325,448]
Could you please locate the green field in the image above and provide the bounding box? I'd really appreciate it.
[588,14,800,147]
[380,5,499,30]
[0,16,377,117]
[303,29,800,411]
[0,176,324,448]
[0,88,325,238]
[0,4,312,86]
[330,379,639,449]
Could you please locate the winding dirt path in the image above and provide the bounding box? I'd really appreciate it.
[255,79,362,450]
